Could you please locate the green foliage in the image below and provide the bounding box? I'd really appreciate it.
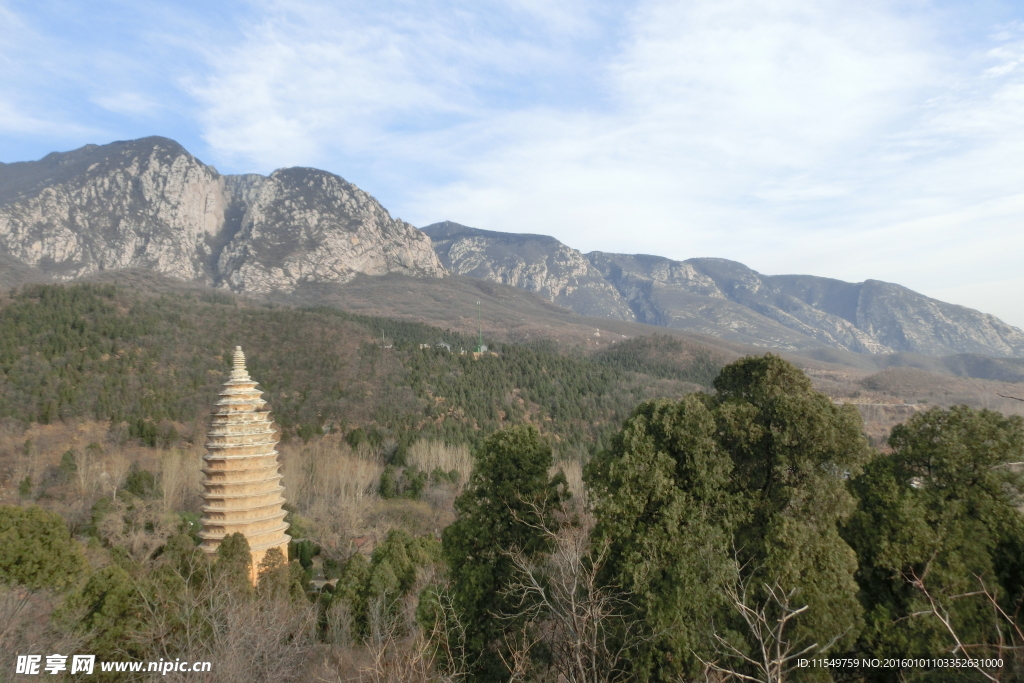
[160,532,209,585]
[379,465,429,499]
[430,467,461,486]
[594,334,722,386]
[257,546,307,602]
[334,552,370,612]
[713,354,870,657]
[587,395,738,680]
[0,505,87,591]
[844,405,1024,667]
[58,449,78,481]
[291,539,319,571]
[442,425,569,681]
[0,284,697,455]
[586,355,872,681]
[58,564,145,659]
[86,496,115,537]
[215,532,253,595]
[378,464,398,499]
[17,476,32,498]
[346,427,367,449]
[331,530,440,636]
[122,463,158,499]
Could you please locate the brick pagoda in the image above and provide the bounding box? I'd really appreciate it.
[199,346,290,582]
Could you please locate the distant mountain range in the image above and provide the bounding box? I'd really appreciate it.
[1,137,1022,358]
[424,222,1024,357]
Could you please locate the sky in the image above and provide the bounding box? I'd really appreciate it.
[2,0,1023,327]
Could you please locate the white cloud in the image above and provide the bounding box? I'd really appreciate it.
[0,100,97,137]
[392,0,1024,329]
[186,0,600,173]
[92,92,161,116]
[3,0,1022,327]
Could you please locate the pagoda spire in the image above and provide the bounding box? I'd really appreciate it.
[198,346,290,583]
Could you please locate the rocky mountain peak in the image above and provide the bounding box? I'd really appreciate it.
[422,221,635,321]
[0,137,446,293]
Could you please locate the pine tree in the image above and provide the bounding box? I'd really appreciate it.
[442,425,568,681]
[844,405,1024,675]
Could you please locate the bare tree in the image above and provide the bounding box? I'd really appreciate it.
[130,547,318,683]
[698,577,842,683]
[500,503,647,683]
[907,569,1023,682]
[419,582,473,682]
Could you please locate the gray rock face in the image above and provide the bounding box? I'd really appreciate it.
[416,222,1024,357]
[587,253,1024,356]
[0,137,445,293]
[422,222,635,321]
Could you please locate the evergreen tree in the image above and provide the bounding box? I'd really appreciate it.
[215,532,253,595]
[713,354,871,662]
[58,564,145,660]
[586,355,872,681]
[844,405,1024,677]
[442,425,569,681]
[0,505,86,591]
[586,394,738,680]
[257,547,307,602]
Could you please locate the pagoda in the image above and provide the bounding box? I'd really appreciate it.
[199,346,290,582]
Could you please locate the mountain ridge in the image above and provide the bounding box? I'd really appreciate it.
[423,221,1024,358]
[0,136,445,293]
[1,136,1021,359]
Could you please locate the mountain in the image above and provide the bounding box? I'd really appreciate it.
[0,137,444,293]
[421,222,1024,358]
[423,221,634,320]
[3,137,1021,359]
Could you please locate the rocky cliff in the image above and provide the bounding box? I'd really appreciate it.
[422,221,634,321]
[419,223,1024,357]
[3,138,1020,358]
[0,137,445,293]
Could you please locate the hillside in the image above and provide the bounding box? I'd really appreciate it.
[424,221,1024,358]
[0,281,721,462]
[1,275,1021,473]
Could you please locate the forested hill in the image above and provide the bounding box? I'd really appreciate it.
[0,282,717,453]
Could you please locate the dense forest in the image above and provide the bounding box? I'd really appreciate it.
[0,284,710,452]
[2,284,1023,683]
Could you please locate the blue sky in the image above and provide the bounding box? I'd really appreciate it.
[2,0,1024,326]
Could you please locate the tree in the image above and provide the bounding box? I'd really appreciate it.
[501,502,650,683]
[257,547,307,602]
[0,505,86,591]
[843,405,1024,679]
[215,532,254,595]
[586,394,738,681]
[58,564,145,660]
[586,355,872,682]
[713,355,870,669]
[441,425,568,681]
[331,529,440,638]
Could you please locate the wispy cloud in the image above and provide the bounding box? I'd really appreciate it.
[92,92,162,116]
[185,0,613,175]
[1,0,1023,325]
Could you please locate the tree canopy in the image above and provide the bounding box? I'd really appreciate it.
[0,505,86,591]
[844,405,1024,676]
[441,424,569,681]
[586,354,872,681]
